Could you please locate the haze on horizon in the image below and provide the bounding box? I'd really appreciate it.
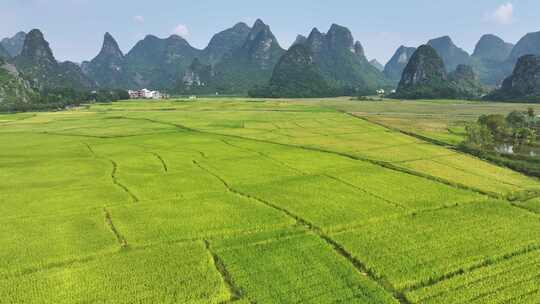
[2,0,539,64]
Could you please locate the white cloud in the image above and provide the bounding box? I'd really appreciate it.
[487,3,514,25]
[133,15,145,23]
[172,24,190,38]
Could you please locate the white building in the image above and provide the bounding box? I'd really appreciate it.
[128,89,168,100]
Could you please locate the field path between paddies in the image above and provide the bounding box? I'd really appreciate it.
[1,98,540,303]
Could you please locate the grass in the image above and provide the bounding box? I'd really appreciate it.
[406,249,540,303]
[518,197,540,213]
[1,97,540,303]
[332,201,540,291]
[309,98,540,179]
[108,192,295,244]
[213,231,400,304]
[0,242,231,303]
[0,210,117,278]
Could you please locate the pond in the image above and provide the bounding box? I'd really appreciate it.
[496,144,539,157]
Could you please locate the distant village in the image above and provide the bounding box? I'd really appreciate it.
[128,88,170,100]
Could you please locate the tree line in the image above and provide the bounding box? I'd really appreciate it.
[1,88,129,112]
[463,108,537,152]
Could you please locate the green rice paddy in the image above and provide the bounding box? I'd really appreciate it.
[1,98,539,303]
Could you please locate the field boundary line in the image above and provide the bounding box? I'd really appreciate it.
[0,113,37,125]
[191,160,314,228]
[343,113,519,197]
[417,268,540,303]
[83,142,139,203]
[108,159,139,203]
[41,130,179,139]
[203,240,250,304]
[150,152,168,172]
[84,142,97,157]
[351,113,452,147]
[220,139,307,176]
[430,157,526,190]
[510,202,540,216]
[0,255,100,280]
[103,207,128,249]
[327,199,487,235]
[390,153,462,164]
[494,287,540,304]
[93,108,328,114]
[324,174,408,210]
[192,160,409,304]
[402,243,540,295]
[0,230,296,281]
[352,113,540,196]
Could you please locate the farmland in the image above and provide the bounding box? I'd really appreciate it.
[310,98,540,146]
[1,98,540,303]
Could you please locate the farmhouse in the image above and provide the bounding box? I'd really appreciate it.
[128,89,169,99]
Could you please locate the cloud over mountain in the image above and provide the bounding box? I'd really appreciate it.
[173,24,190,38]
[486,3,514,25]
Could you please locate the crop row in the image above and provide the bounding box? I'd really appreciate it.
[406,249,540,303]
[0,242,230,304]
[330,201,540,291]
[0,133,130,219]
[212,232,399,304]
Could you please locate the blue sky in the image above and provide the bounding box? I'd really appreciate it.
[2,0,539,64]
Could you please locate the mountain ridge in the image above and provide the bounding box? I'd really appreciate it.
[4,22,540,97]
[249,44,332,97]
[298,23,389,93]
[14,29,94,90]
[82,32,133,88]
[427,36,471,72]
[1,32,26,57]
[384,45,416,83]
[180,19,285,94]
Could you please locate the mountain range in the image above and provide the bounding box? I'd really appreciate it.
[0,20,392,95]
[1,21,540,100]
[384,31,540,87]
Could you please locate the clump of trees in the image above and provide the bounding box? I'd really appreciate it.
[1,88,129,112]
[462,108,537,152]
[39,88,129,104]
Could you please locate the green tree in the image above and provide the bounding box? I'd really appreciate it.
[527,107,537,129]
[527,107,535,119]
[478,114,509,144]
[512,127,536,148]
[506,111,527,129]
[464,123,494,150]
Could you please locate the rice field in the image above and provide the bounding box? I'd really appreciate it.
[1,98,540,303]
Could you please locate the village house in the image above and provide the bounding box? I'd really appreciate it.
[128,89,169,100]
